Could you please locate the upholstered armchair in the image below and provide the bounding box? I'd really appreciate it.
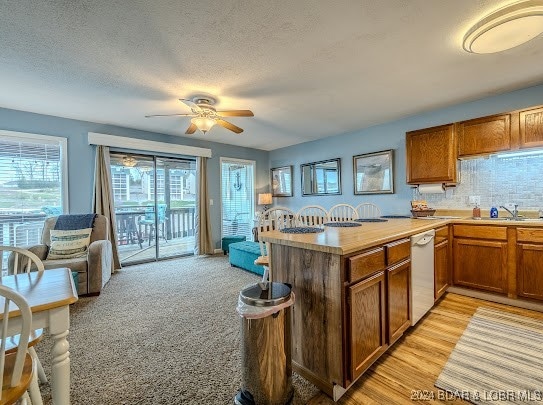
[11,215,113,295]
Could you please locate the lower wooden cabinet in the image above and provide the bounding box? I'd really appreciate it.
[434,239,449,300]
[453,238,508,294]
[386,260,411,344]
[517,243,543,300]
[348,271,386,381]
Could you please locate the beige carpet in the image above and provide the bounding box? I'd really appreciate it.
[35,255,320,404]
[435,307,543,404]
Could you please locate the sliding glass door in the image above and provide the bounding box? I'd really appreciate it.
[110,152,196,265]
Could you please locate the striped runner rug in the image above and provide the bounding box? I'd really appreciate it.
[435,307,543,404]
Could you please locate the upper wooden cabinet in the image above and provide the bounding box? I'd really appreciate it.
[406,124,457,184]
[519,106,543,149]
[457,114,511,157]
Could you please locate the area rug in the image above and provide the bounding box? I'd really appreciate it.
[435,307,543,404]
[35,255,320,404]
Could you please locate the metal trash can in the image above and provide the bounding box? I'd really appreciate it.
[235,282,295,405]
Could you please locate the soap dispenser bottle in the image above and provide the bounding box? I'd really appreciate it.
[490,206,498,218]
[473,204,481,219]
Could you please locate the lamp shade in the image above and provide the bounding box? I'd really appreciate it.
[191,116,216,133]
[257,193,273,205]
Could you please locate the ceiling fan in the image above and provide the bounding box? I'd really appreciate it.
[145,96,254,134]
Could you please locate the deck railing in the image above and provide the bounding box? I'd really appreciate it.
[115,207,196,246]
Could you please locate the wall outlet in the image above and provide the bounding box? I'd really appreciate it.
[209,199,214,206]
[468,195,481,205]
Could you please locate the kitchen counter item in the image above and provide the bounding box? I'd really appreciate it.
[410,209,436,218]
[410,229,435,325]
[280,227,324,234]
[354,218,388,223]
[324,222,362,227]
[381,215,411,218]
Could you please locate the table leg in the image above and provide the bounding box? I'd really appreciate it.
[49,305,71,405]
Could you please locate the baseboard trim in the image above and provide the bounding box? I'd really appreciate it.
[213,248,223,254]
[448,286,543,313]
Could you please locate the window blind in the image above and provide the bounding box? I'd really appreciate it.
[0,132,66,248]
[221,159,255,241]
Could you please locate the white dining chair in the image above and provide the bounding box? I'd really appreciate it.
[328,204,358,222]
[0,284,36,405]
[296,205,328,228]
[254,207,295,282]
[1,246,46,405]
[355,203,382,219]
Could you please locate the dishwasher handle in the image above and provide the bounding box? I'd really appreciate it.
[411,231,435,246]
[414,235,434,246]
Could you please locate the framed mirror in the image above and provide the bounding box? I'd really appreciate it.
[353,149,394,194]
[271,165,293,197]
[301,158,341,196]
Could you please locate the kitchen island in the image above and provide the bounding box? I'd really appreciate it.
[259,218,449,400]
[260,216,543,400]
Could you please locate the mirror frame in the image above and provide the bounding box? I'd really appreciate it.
[300,158,342,196]
[271,165,293,197]
[352,149,394,195]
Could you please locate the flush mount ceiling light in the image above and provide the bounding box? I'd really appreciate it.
[463,0,543,53]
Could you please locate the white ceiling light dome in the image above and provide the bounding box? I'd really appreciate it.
[463,0,543,54]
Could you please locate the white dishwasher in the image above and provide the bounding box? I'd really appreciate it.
[410,229,435,325]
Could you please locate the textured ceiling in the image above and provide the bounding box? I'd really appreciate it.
[1,0,542,151]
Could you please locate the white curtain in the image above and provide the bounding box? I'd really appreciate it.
[92,145,121,271]
[195,156,214,255]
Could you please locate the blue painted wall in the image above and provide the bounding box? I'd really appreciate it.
[0,107,269,248]
[269,84,543,215]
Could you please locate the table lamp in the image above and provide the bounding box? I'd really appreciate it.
[257,193,273,212]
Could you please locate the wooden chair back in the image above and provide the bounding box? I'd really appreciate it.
[256,207,295,257]
[355,203,382,219]
[0,284,34,404]
[0,246,45,276]
[296,205,328,228]
[328,204,358,222]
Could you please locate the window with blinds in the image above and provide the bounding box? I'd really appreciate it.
[0,131,67,248]
[220,158,255,241]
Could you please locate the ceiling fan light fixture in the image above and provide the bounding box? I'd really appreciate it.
[463,0,543,54]
[191,116,216,134]
[121,155,138,167]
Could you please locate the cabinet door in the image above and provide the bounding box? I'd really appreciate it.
[434,240,449,300]
[457,114,511,157]
[348,271,386,381]
[387,260,411,344]
[453,238,508,294]
[519,106,543,149]
[517,243,543,300]
[406,124,457,184]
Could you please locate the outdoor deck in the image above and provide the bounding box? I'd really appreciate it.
[118,235,195,263]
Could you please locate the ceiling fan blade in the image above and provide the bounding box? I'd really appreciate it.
[185,123,198,134]
[216,110,254,117]
[216,119,243,134]
[179,98,202,113]
[145,113,194,118]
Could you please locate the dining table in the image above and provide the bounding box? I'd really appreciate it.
[0,267,78,405]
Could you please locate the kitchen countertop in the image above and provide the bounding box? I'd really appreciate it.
[259,217,543,255]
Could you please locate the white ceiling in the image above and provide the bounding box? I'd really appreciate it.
[1,0,542,151]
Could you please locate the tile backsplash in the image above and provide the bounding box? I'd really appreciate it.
[412,154,543,210]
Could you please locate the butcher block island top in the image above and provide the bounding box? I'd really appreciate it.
[259,218,449,255]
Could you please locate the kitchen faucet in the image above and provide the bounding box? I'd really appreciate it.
[500,204,519,220]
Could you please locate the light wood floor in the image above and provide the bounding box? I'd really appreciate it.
[308,293,543,405]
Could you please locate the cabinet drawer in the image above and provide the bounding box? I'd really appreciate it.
[435,226,448,245]
[517,228,543,243]
[348,247,386,283]
[453,225,507,240]
[385,239,410,266]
